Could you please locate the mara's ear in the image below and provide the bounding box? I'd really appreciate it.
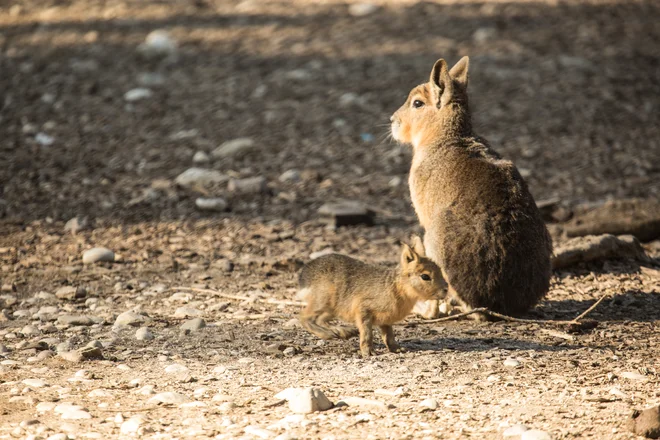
[429,58,454,107]
[449,56,469,88]
[411,235,426,257]
[401,243,419,267]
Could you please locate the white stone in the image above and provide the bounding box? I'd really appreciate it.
[336,396,388,410]
[22,379,48,388]
[124,88,153,102]
[35,133,54,146]
[135,327,154,341]
[244,426,274,439]
[192,151,210,164]
[174,307,204,318]
[418,398,438,411]
[195,197,228,212]
[503,358,521,368]
[136,385,155,395]
[138,30,177,57]
[82,247,114,264]
[279,169,301,183]
[174,168,228,188]
[284,387,333,414]
[503,424,529,437]
[120,417,144,435]
[211,138,255,159]
[348,3,379,16]
[165,364,189,375]
[620,371,648,381]
[114,311,146,327]
[57,403,92,420]
[148,392,189,404]
[36,402,56,412]
[521,429,552,440]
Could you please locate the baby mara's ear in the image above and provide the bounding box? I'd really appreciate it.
[429,58,453,108]
[410,235,426,257]
[429,56,470,107]
[401,243,420,267]
[450,56,469,88]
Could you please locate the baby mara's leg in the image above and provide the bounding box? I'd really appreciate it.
[380,325,405,353]
[300,308,358,340]
[355,310,374,358]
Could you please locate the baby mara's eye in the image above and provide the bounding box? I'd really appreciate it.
[412,99,425,108]
[420,274,431,281]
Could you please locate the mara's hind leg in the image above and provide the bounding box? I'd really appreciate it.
[300,310,338,340]
[449,288,490,322]
[300,310,358,340]
[317,311,358,339]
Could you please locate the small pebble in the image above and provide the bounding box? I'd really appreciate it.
[148,392,189,404]
[135,327,154,341]
[211,138,255,159]
[192,151,210,164]
[114,311,147,327]
[124,88,153,102]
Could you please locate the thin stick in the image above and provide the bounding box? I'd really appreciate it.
[171,286,251,301]
[572,295,607,322]
[170,287,305,307]
[411,296,608,326]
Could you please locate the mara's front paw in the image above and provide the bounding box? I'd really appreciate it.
[387,343,406,353]
[360,346,375,358]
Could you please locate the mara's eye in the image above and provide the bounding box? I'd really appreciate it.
[412,99,425,108]
[420,274,431,281]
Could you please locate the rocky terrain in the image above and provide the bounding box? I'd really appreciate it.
[1,0,660,439]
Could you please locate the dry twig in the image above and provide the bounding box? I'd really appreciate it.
[170,286,305,307]
[411,295,608,327]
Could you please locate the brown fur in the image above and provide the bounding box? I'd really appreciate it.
[391,56,553,318]
[298,241,446,357]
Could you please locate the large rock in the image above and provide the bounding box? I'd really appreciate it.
[318,201,375,227]
[628,405,660,439]
[274,387,333,414]
[552,234,649,269]
[564,198,660,242]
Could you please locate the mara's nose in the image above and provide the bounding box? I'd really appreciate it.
[390,115,395,122]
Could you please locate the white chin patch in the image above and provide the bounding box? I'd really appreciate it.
[390,123,400,141]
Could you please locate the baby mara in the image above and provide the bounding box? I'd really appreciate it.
[298,238,445,357]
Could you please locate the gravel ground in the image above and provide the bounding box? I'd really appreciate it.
[1,0,659,439]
